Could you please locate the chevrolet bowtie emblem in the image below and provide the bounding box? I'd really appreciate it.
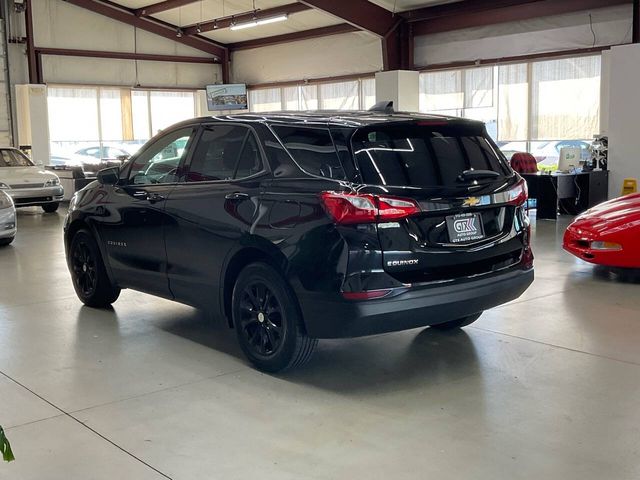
[462,197,481,207]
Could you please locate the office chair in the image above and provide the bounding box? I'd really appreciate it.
[510,152,538,174]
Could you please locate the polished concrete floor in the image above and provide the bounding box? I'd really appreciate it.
[1,206,639,480]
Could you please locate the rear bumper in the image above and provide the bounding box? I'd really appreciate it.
[298,268,534,338]
[7,186,64,206]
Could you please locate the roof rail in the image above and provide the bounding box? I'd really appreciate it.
[369,101,394,114]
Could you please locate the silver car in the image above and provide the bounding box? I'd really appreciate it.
[0,190,16,246]
[0,148,64,213]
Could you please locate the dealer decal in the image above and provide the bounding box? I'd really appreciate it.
[453,217,478,235]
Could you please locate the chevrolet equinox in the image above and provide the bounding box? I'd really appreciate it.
[64,110,534,372]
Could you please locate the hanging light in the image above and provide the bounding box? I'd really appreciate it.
[229,13,288,30]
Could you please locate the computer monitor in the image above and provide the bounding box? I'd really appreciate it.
[558,147,582,173]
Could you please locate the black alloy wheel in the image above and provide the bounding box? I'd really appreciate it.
[69,230,120,307]
[238,281,284,357]
[72,239,98,297]
[232,263,317,372]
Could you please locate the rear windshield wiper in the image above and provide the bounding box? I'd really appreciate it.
[457,169,500,182]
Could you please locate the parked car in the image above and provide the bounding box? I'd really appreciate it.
[50,154,82,168]
[563,193,640,268]
[0,148,64,212]
[64,112,534,372]
[71,145,131,175]
[0,190,16,246]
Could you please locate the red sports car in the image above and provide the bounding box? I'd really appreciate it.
[563,193,640,268]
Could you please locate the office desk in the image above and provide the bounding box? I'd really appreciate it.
[522,170,609,220]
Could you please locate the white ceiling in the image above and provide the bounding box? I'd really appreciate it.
[112,0,459,45]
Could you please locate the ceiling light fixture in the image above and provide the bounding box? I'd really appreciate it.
[229,13,288,31]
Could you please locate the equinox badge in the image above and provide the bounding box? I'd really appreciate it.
[387,259,419,267]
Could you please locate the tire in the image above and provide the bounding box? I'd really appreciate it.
[42,202,59,213]
[430,312,483,331]
[69,229,120,307]
[0,236,14,246]
[232,262,317,373]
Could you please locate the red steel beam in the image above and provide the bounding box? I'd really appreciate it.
[63,0,228,59]
[35,47,218,63]
[297,0,397,37]
[410,0,631,36]
[401,0,539,22]
[228,23,359,51]
[25,0,40,83]
[183,3,311,35]
[135,0,199,17]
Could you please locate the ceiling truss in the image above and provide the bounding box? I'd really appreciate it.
[35,0,635,85]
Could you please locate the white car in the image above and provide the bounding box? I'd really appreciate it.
[0,147,64,213]
[0,190,16,246]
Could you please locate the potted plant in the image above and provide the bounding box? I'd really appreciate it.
[0,426,14,462]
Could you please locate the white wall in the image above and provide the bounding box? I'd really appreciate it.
[231,32,382,85]
[606,43,640,198]
[414,5,632,67]
[599,50,611,135]
[32,0,221,88]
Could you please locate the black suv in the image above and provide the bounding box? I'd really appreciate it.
[64,111,534,372]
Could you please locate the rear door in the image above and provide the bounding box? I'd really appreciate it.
[163,123,268,309]
[350,121,527,284]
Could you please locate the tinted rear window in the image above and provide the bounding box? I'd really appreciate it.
[352,124,510,187]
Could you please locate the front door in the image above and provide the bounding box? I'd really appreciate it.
[97,126,197,297]
[163,123,268,309]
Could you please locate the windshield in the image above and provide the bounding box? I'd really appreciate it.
[0,149,35,167]
[352,123,511,187]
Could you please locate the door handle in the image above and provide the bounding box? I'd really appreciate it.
[131,191,165,203]
[147,193,165,203]
[131,190,148,199]
[225,192,249,201]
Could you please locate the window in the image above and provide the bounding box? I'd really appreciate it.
[272,126,344,179]
[419,54,601,168]
[149,91,196,135]
[319,81,359,110]
[48,86,196,166]
[187,125,263,182]
[351,124,508,187]
[129,128,194,185]
[250,88,281,112]
[0,150,34,167]
[249,77,374,113]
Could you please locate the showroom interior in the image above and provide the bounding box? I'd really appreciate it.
[1,0,640,478]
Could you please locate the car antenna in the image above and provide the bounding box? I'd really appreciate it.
[369,101,394,114]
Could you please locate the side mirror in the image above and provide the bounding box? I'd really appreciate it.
[97,166,120,185]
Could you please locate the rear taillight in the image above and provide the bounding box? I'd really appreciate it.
[320,192,420,225]
[506,179,528,206]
